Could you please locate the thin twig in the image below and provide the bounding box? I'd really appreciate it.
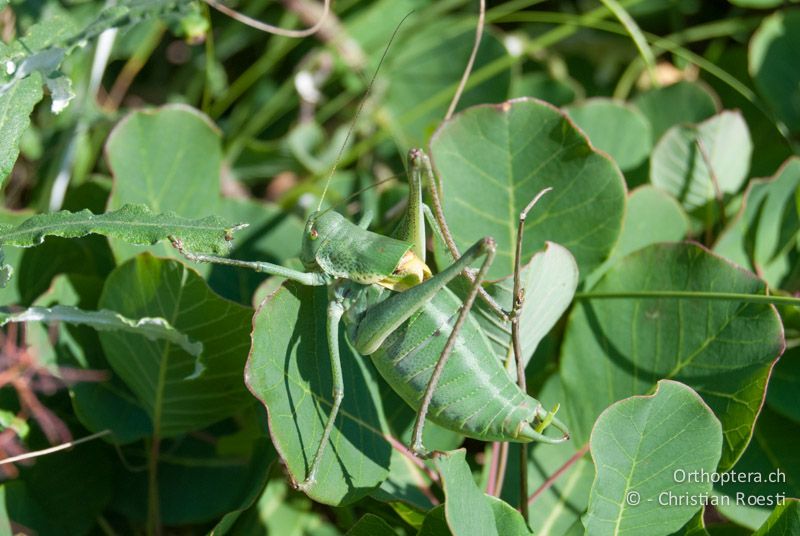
[528,443,590,505]
[510,187,551,524]
[203,0,330,38]
[444,0,485,120]
[384,434,441,506]
[486,441,501,495]
[0,429,111,465]
[494,441,509,496]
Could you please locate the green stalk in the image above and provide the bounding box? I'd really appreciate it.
[575,291,800,307]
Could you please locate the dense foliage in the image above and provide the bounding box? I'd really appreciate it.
[0,0,798,534]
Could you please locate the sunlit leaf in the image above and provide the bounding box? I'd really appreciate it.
[430,98,626,280]
[246,281,391,506]
[0,304,201,356]
[586,381,723,536]
[0,204,241,254]
[561,243,784,469]
[566,98,653,171]
[651,111,752,211]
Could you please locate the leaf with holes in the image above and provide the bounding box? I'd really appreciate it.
[105,105,223,261]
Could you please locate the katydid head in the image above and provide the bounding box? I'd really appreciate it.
[300,210,342,270]
[299,208,430,290]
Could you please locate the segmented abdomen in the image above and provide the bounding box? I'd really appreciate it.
[368,286,541,442]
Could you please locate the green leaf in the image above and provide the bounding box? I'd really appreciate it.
[113,435,274,526]
[561,243,784,469]
[0,304,202,356]
[465,242,578,371]
[371,448,438,515]
[510,71,580,107]
[714,407,800,529]
[418,505,450,535]
[753,500,800,535]
[5,440,114,536]
[714,157,800,290]
[0,75,42,185]
[749,10,800,134]
[566,98,653,171]
[586,380,723,536]
[417,479,532,536]
[0,203,240,254]
[98,255,254,436]
[633,81,719,142]
[766,344,800,423]
[246,281,391,506]
[346,514,398,535]
[105,104,224,260]
[486,496,532,535]
[430,98,626,281]
[650,111,752,211]
[17,234,115,306]
[434,449,498,536]
[587,185,689,287]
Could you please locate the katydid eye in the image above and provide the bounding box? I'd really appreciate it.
[309,228,319,240]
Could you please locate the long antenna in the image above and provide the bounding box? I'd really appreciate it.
[317,11,414,211]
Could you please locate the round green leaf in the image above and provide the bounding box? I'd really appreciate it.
[561,243,784,469]
[245,281,391,506]
[714,157,800,290]
[586,380,723,536]
[98,254,254,437]
[566,98,653,171]
[633,81,718,142]
[105,104,223,260]
[650,111,752,211]
[586,185,689,287]
[510,71,580,106]
[749,10,800,134]
[430,98,626,281]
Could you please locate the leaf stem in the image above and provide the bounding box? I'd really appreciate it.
[574,291,800,307]
[383,434,441,506]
